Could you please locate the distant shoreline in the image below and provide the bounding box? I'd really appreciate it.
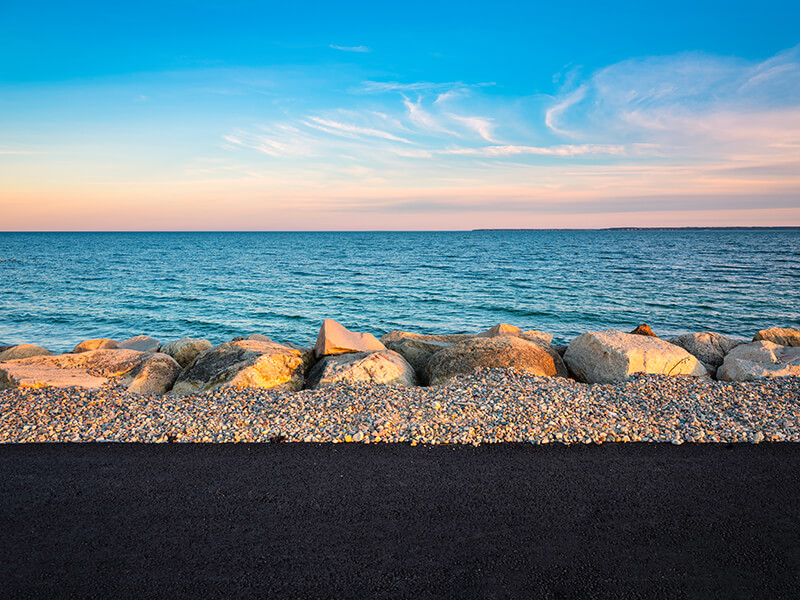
[472,226,800,231]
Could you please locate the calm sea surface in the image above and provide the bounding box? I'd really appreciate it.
[1,231,798,352]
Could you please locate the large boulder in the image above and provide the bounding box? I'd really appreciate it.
[477,323,553,347]
[424,336,563,386]
[73,338,118,353]
[126,354,184,394]
[0,344,53,362]
[753,327,800,347]
[314,319,385,358]
[564,330,707,383]
[0,349,181,394]
[717,341,800,381]
[172,339,312,394]
[667,332,743,377]
[117,335,160,352]
[383,338,453,376]
[380,330,474,345]
[305,350,417,389]
[158,337,213,368]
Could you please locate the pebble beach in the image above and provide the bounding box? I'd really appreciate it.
[2,369,799,444]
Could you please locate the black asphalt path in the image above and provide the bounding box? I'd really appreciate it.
[1,443,799,599]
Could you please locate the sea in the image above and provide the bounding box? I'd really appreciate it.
[1,230,798,353]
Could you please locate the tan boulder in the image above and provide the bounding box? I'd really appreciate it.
[0,349,181,394]
[563,330,707,383]
[380,330,474,345]
[127,354,184,394]
[425,336,561,386]
[158,337,213,368]
[0,344,53,362]
[717,341,800,381]
[306,350,417,389]
[117,335,160,352]
[313,319,385,358]
[667,332,743,377]
[73,338,118,353]
[477,323,523,337]
[171,339,312,394]
[753,327,800,347]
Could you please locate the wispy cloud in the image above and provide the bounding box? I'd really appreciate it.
[360,80,493,94]
[329,44,370,53]
[303,116,413,143]
[441,144,635,157]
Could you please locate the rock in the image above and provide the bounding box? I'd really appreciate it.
[117,335,160,352]
[667,332,743,377]
[477,323,522,337]
[519,331,553,348]
[630,324,658,337]
[424,336,560,386]
[551,344,568,357]
[380,330,474,345]
[753,327,800,347]
[476,323,553,347]
[563,330,707,383]
[247,333,274,342]
[158,337,213,368]
[126,354,182,394]
[0,344,53,362]
[73,339,118,353]
[0,349,181,394]
[313,319,385,358]
[717,341,800,381]
[383,338,453,380]
[172,340,312,394]
[306,350,417,389]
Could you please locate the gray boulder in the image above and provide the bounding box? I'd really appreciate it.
[425,336,562,386]
[306,350,417,389]
[158,337,213,368]
[0,344,53,362]
[384,338,453,377]
[172,339,312,394]
[717,341,800,381]
[564,330,707,383]
[667,332,743,377]
[117,335,160,352]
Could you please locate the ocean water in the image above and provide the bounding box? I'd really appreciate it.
[0,230,798,352]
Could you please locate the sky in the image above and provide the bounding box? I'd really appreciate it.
[1,0,799,230]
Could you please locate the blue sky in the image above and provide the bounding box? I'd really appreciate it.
[1,0,799,229]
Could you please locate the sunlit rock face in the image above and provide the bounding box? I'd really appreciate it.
[0,344,53,362]
[424,336,561,386]
[158,337,213,368]
[171,340,312,394]
[305,350,417,389]
[754,327,800,347]
[667,332,743,378]
[564,330,707,383]
[73,339,118,353]
[117,335,161,352]
[717,341,800,381]
[629,324,659,338]
[313,319,385,358]
[0,349,181,394]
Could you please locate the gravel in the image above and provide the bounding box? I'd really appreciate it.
[1,368,799,444]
